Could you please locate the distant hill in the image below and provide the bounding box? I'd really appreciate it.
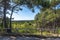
[12,20,34,22]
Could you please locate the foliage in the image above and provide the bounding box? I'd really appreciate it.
[0,0,60,35]
[35,8,60,34]
[12,20,38,34]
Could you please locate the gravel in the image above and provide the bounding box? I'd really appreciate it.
[0,36,60,40]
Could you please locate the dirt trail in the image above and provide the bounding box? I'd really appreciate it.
[0,36,60,40]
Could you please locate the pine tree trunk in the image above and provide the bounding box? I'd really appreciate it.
[3,0,11,33]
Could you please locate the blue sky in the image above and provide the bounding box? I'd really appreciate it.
[7,6,40,20]
[6,3,60,20]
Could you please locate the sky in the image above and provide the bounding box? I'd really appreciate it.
[6,5,40,20]
[6,3,60,21]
